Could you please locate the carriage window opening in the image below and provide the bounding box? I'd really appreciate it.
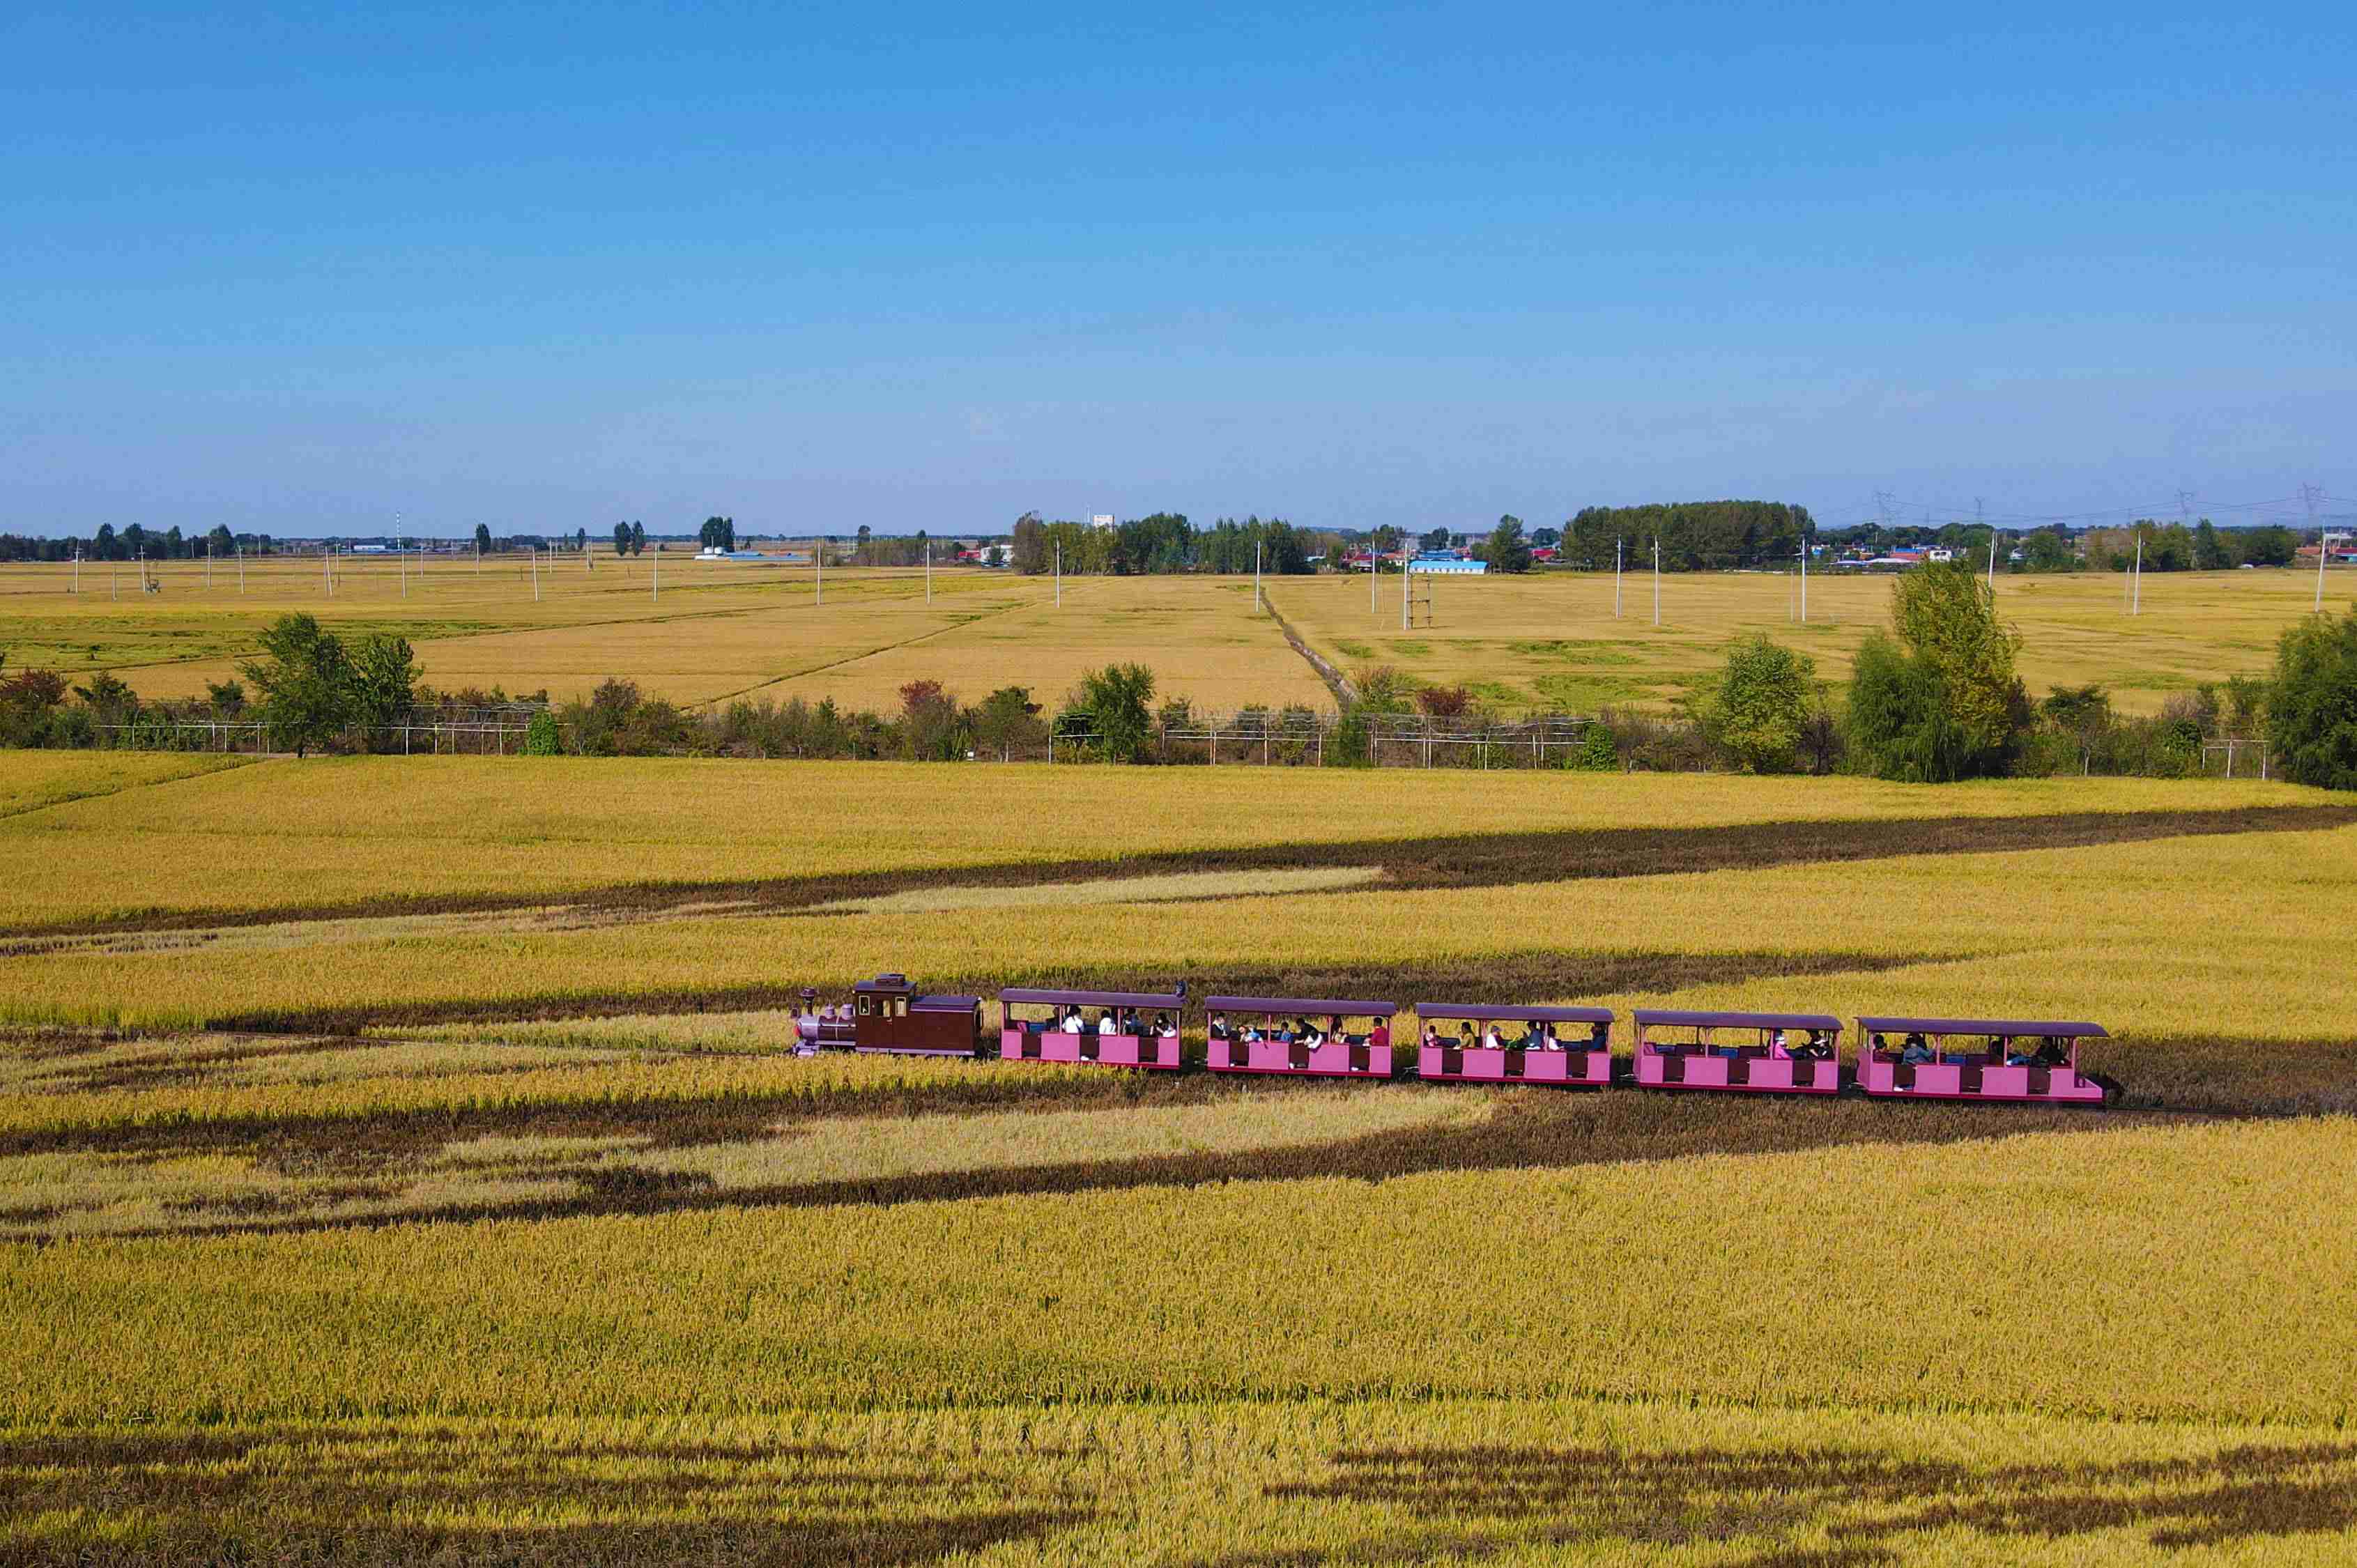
[857,995,870,1016]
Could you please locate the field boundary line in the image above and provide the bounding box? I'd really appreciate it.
[0,755,263,822]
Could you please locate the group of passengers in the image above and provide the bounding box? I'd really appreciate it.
[1866,1031,2068,1068]
[1015,1007,1180,1039]
[1208,1012,1357,1047]
[1642,1028,1834,1058]
[1420,1020,1611,1053]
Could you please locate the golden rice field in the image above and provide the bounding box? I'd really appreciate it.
[3,553,2344,717]
[2,752,2354,1562]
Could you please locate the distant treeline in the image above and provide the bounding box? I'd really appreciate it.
[1008,514,1340,576]
[1557,502,1815,571]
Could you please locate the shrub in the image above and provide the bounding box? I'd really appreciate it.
[523,713,562,755]
[1573,724,1619,771]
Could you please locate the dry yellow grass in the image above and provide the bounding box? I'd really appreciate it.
[0,751,249,818]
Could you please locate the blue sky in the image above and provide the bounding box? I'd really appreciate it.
[4,1,2352,537]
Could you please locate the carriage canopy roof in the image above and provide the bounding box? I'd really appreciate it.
[1000,987,1187,1010]
[1206,995,1399,1018]
[1415,1003,1615,1024]
[1856,1015,2108,1039]
[1634,1008,1843,1031]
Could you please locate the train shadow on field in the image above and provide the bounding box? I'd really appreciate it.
[1201,1439,2357,1565]
[0,1429,1093,1567]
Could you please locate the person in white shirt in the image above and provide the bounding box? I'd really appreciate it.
[1060,1008,1084,1034]
[1096,1009,1118,1036]
[1483,1022,1505,1051]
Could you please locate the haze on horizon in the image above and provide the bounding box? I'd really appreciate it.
[4,1,2351,540]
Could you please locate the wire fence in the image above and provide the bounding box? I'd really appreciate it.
[1022,712,1597,768]
[91,704,551,756]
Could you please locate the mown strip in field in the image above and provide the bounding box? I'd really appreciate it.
[8,1399,2351,1567]
[12,801,2350,939]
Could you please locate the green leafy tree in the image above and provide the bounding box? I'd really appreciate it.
[613,523,631,557]
[1706,634,1816,773]
[206,524,236,559]
[2267,602,2357,789]
[240,613,351,758]
[474,523,493,555]
[1419,527,1452,551]
[2193,519,2232,571]
[1482,515,1533,573]
[629,522,645,557]
[348,633,419,746]
[972,685,1047,760]
[523,712,562,755]
[1071,663,1157,762]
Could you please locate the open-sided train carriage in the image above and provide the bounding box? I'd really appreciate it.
[999,986,1188,1069]
[1205,996,1395,1077]
[1855,1015,2110,1104]
[1632,1008,1843,1094]
[842,974,985,1056]
[1415,1003,1615,1086]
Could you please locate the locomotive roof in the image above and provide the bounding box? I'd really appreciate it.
[913,994,979,1012]
[1633,1008,1843,1030]
[1415,1002,1615,1024]
[1000,987,1186,1008]
[1856,1015,2108,1038]
[1205,995,1399,1018]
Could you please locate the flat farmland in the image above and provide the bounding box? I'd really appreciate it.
[3,753,2354,1563]
[3,556,2340,717]
[1278,564,2325,713]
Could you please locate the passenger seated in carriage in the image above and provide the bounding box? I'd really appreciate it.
[1482,1022,1506,1050]
[1208,1011,1230,1040]
[1588,1020,1611,1052]
[1154,1013,1178,1039]
[1061,1006,1085,1034]
[1421,1022,1442,1050]
[1096,1009,1120,1036]
[1457,1022,1477,1051]
[1296,1016,1322,1046]
[1998,1035,2033,1066]
[2030,1036,2068,1068]
[1899,1032,1935,1065]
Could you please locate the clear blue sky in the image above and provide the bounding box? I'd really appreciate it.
[5,1,2352,537]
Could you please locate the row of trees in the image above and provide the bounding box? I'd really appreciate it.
[1559,501,1815,571]
[1006,514,1342,576]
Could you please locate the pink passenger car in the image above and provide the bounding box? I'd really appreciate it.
[997,986,1187,1070]
[1204,996,1395,1078]
[1632,1008,1843,1095]
[1855,1015,2109,1105]
[1415,1004,1615,1087]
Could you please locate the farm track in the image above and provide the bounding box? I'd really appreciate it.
[10,801,2350,942]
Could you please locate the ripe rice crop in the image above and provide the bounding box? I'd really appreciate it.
[3,1118,2350,1431]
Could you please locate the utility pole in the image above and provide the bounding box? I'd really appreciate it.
[533,545,542,602]
[72,548,79,594]
[1799,536,1808,622]
[925,539,932,602]
[238,541,244,593]
[1614,537,1622,618]
[1054,541,1061,608]
[1652,538,1661,627]
[1401,561,1411,631]
[649,543,656,601]
[205,538,212,589]
[2132,534,2142,615]
[815,537,823,606]
[2307,483,2328,610]
[1369,539,1378,614]
[1253,541,1262,613]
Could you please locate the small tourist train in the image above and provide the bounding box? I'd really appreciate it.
[795,974,2117,1105]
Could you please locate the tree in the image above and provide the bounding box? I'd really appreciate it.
[1530,526,1560,548]
[1844,564,2028,781]
[1071,663,1156,762]
[2024,530,2075,571]
[206,524,236,559]
[2267,602,2357,789]
[972,685,1047,760]
[475,523,493,555]
[613,523,631,557]
[93,523,117,560]
[240,613,351,758]
[1483,515,1533,573]
[348,633,419,746]
[700,516,737,551]
[1419,527,1452,552]
[574,528,587,553]
[629,521,645,557]
[2193,518,2232,571]
[856,524,872,563]
[1706,634,1815,773]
